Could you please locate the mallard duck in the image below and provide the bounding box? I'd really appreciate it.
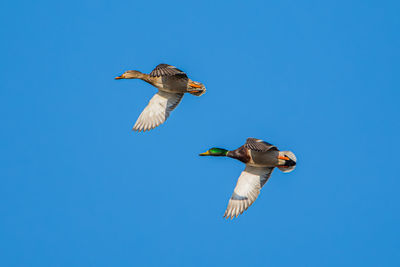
[199,138,297,219]
[115,64,206,132]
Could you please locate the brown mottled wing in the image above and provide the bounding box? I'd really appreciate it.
[224,166,274,219]
[244,138,278,152]
[149,64,187,78]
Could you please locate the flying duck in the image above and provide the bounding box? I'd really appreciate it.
[115,64,206,132]
[200,138,297,219]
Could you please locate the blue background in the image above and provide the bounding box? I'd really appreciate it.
[1,0,399,266]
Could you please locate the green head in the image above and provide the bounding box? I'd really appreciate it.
[199,147,228,157]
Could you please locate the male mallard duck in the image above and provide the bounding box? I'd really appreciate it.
[115,64,206,132]
[200,138,297,219]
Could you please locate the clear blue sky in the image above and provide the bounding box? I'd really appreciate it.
[1,0,399,266]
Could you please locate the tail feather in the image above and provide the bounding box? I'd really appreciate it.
[278,151,297,173]
[188,88,206,96]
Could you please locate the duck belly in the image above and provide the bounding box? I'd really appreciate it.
[248,150,279,167]
[159,77,188,93]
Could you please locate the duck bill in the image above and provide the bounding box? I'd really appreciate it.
[278,156,290,160]
[115,74,125,80]
[199,151,211,156]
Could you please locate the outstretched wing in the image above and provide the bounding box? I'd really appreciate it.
[244,138,278,152]
[149,64,187,78]
[133,91,184,132]
[224,166,274,219]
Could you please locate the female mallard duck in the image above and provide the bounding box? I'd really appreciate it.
[115,64,206,132]
[200,138,297,219]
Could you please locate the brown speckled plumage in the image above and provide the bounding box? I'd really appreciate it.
[115,63,206,132]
